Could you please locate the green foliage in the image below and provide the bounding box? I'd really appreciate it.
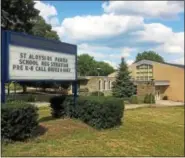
[112,58,135,98]
[49,96,124,129]
[90,91,104,96]
[130,95,139,104]
[144,94,150,103]
[163,96,168,100]
[27,94,36,102]
[1,101,38,141]
[49,96,67,118]
[137,96,145,104]
[144,94,155,104]
[76,96,124,129]
[30,16,60,41]
[135,51,165,63]
[2,0,39,32]
[79,88,89,92]
[78,54,115,76]
[6,94,63,102]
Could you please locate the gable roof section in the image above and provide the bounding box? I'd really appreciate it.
[133,60,184,69]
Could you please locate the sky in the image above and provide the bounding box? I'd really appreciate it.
[34,1,184,68]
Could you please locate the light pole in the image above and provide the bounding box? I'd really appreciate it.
[97,68,101,97]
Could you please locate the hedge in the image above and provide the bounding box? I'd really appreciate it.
[144,94,155,104]
[49,96,124,129]
[130,95,139,104]
[90,91,104,96]
[6,93,61,102]
[76,96,124,129]
[1,101,38,141]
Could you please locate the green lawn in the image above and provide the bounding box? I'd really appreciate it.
[2,106,184,157]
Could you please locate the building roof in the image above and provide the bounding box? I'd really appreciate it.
[164,62,184,69]
[133,59,184,69]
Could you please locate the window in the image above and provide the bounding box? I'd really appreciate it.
[103,80,106,90]
[98,80,101,91]
[136,64,153,81]
[108,81,111,90]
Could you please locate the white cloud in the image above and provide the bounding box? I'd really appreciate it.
[49,17,60,26]
[102,1,184,19]
[34,1,59,26]
[53,14,144,41]
[132,23,184,54]
[34,1,184,65]
[78,43,121,59]
[172,57,184,65]
[126,59,134,65]
[121,47,137,57]
[103,60,118,69]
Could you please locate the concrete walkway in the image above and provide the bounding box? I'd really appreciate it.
[155,100,184,106]
[125,104,150,110]
[29,102,50,107]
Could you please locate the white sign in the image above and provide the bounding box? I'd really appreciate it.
[9,45,76,80]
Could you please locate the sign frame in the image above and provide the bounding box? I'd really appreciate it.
[1,29,78,103]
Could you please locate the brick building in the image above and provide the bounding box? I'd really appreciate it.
[69,59,184,102]
[109,60,184,102]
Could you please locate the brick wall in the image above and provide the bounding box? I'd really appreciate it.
[137,83,155,96]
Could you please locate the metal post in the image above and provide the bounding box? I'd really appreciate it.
[73,81,77,106]
[1,31,7,103]
[1,76,6,103]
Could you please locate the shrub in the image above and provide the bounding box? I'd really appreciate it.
[79,88,89,92]
[79,88,89,96]
[130,95,139,104]
[1,101,38,141]
[76,96,124,129]
[63,96,77,118]
[137,96,145,104]
[90,91,104,96]
[163,96,168,100]
[49,95,124,129]
[49,96,67,118]
[27,94,36,102]
[144,94,149,103]
[144,93,155,104]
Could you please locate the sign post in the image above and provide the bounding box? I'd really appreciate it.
[1,30,77,104]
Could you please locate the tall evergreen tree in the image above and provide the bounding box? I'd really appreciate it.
[112,57,135,98]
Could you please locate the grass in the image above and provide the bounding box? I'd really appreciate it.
[2,106,184,157]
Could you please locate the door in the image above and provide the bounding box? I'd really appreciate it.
[155,90,161,100]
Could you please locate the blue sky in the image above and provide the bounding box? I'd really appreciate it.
[34,1,184,68]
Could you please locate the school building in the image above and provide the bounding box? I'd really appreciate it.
[73,59,184,102]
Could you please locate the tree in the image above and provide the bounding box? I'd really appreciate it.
[77,54,96,76]
[2,1,60,41]
[95,61,115,76]
[135,51,164,63]
[30,16,60,41]
[2,0,39,32]
[2,0,61,93]
[112,58,135,98]
[77,54,115,76]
